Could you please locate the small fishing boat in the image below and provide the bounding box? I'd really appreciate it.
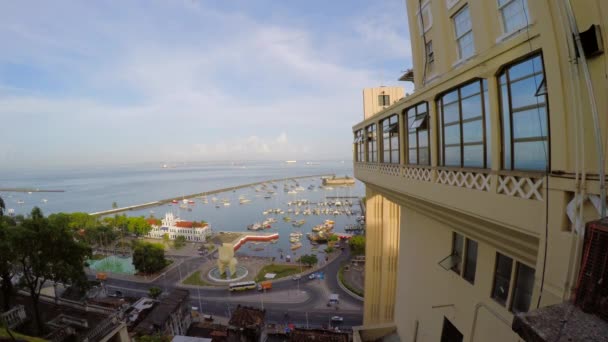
[171,199,178,204]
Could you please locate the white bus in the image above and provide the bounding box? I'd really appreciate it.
[229,281,257,292]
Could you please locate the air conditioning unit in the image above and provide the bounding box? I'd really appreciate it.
[575,219,608,320]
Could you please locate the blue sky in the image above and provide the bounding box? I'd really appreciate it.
[0,0,413,168]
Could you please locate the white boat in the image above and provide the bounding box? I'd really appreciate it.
[16,200,24,204]
[223,202,231,206]
[239,199,251,204]
[182,198,188,204]
[287,190,297,194]
[42,199,48,203]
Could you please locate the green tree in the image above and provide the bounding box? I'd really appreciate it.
[67,212,97,231]
[133,242,167,274]
[148,286,162,299]
[162,233,170,246]
[138,334,171,342]
[0,195,4,217]
[299,254,318,267]
[173,235,186,249]
[349,235,366,255]
[0,220,16,311]
[112,201,118,209]
[127,216,152,236]
[13,207,91,335]
[328,234,339,242]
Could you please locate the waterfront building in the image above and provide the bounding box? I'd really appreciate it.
[352,1,608,341]
[362,86,405,120]
[134,289,192,337]
[147,212,211,242]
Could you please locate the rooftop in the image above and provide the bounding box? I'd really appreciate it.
[512,302,608,342]
[289,328,349,342]
[228,305,265,329]
[134,289,189,335]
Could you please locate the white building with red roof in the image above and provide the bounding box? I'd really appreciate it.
[146,212,211,242]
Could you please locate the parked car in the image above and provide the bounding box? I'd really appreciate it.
[331,316,344,322]
[308,273,317,280]
[292,275,301,281]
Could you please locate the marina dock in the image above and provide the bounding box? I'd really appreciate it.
[89,173,334,216]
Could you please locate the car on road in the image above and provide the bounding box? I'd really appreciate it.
[308,273,317,280]
[292,275,301,281]
[331,316,344,322]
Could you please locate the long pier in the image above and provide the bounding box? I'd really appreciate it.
[89,173,334,216]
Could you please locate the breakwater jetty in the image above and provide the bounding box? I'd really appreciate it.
[89,173,334,216]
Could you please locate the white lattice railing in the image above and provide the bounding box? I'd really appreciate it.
[497,174,544,201]
[378,163,400,177]
[402,166,432,182]
[356,162,379,172]
[436,169,491,192]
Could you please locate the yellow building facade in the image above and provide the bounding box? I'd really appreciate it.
[353,0,608,341]
[363,87,406,120]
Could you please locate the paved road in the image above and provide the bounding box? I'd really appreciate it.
[98,249,363,328]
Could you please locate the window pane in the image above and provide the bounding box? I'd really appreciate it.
[443,90,458,105]
[512,107,548,139]
[419,147,430,165]
[460,82,480,98]
[417,103,428,114]
[391,150,400,164]
[383,151,390,163]
[409,149,417,164]
[418,130,429,147]
[409,133,417,148]
[459,33,475,59]
[443,101,460,124]
[444,124,461,145]
[513,141,548,171]
[454,7,471,37]
[445,146,461,166]
[463,144,484,168]
[509,55,543,81]
[492,254,513,306]
[462,120,483,143]
[511,263,535,313]
[461,94,482,120]
[510,75,546,109]
[501,84,512,169]
[452,233,464,274]
[502,0,528,33]
[464,240,478,283]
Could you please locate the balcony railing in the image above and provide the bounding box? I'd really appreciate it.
[355,162,546,201]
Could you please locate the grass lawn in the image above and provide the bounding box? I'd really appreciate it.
[183,271,211,286]
[254,264,309,282]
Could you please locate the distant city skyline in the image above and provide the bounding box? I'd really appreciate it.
[0,0,413,168]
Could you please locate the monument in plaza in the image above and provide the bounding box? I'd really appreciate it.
[217,243,238,277]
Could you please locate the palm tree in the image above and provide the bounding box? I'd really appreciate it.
[0,195,5,217]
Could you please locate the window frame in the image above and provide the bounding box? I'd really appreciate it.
[450,232,478,284]
[354,130,365,162]
[498,53,550,171]
[490,252,536,313]
[404,102,431,166]
[452,5,474,60]
[426,40,434,75]
[381,114,400,164]
[366,124,378,163]
[437,79,490,168]
[463,239,478,284]
[378,94,390,107]
[497,0,529,36]
[417,0,433,34]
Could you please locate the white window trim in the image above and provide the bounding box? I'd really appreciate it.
[495,21,532,44]
[497,0,530,36]
[446,0,459,10]
[417,0,433,35]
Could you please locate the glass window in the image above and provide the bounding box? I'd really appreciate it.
[382,115,400,164]
[511,263,535,313]
[463,239,478,283]
[492,253,513,306]
[438,79,490,168]
[425,40,434,75]
[451,233,464,274]
[500,54,549,171]
[405,103,430,165]
[498,0,529,35]
[418,1,433,33]
[453,6,474,59]
[378,95,390,106]
[366,124,377,162]
[354,130,365,162]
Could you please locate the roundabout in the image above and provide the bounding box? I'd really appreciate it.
[207,265,249,283]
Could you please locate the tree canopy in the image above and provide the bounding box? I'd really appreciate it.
[299,254,318,267]
[349,235,366,255]
[132,242,168,274]
[173,235,186,249]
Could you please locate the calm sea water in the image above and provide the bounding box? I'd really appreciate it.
[0,161,364,260]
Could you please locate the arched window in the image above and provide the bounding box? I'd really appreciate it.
[499,54,548,171]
